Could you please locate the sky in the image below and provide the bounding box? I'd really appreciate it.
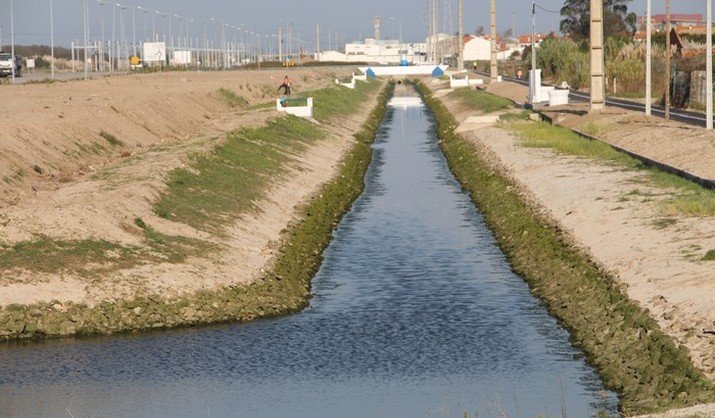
[0,0,706,48]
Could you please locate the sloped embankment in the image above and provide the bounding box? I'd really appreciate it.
[416,80,715,415]
[0,80,393,339]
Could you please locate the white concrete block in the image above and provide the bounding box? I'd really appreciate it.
[548,89,570,106]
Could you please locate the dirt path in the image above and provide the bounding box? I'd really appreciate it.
[435,91,715,383]
[469,75,715,181]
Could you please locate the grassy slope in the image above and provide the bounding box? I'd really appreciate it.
[420,82,715,415]
[0,81,392,340]
[0,81,380,279]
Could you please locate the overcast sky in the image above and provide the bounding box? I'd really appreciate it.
[0,0,705,48]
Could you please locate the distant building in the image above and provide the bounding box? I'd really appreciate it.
[317,38,427,64]
[461,34,526,61]
[638,14,704,30]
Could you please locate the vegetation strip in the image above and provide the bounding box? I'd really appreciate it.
[0,81,393,341]
[416,80,715,415]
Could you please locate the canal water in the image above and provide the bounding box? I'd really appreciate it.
[0,88,618,417]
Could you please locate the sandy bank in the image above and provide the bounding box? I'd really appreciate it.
[0,69,378,309]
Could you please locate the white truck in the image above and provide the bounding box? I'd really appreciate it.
[0,53,22,77]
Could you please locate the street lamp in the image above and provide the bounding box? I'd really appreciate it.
[137,6,148,42]
[50,0,55,79]
[389,17,403,43]
[116,3,126,70]
[10,0,15,84]
[96,0,107,72]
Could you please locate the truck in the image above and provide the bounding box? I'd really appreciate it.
[0,53,22,77]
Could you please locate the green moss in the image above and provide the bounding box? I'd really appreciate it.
[702,250,715,261]
[415,80,715,415]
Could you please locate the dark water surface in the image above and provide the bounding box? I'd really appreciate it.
[0,89,618,417]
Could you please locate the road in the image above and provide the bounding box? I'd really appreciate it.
[478,71,710,128]
[3,70,121,84]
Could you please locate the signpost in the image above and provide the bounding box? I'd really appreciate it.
[143,42,166,63]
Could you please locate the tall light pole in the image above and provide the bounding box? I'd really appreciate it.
[10,0,15,84]
[645,0,652,116]
[118,3,126,70]
[153,10,158,42]
[97,0,107,72]
[707,0,712,130]
[589,0,606,112]
[490,0,497,81]
[316,22,320,55]
[111,3,116,72]
[83,0,89,80]
[278,26,283,62]
[50,0,55,79]
[131,3,136,57]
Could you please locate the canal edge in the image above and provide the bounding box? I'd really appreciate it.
[413,80,715,416]
[0,82,395,342]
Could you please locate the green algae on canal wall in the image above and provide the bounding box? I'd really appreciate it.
[0,81,394,342]
[414,80,715,416]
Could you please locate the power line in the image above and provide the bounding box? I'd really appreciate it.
[535,4,561,15]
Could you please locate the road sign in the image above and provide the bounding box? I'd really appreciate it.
[143,42,166,62]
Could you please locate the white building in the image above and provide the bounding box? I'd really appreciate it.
[317,38,428,64]
[462,35,525,61]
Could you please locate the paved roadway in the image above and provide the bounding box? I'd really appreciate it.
[476,71,709,128]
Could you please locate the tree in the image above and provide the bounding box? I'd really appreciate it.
[503,28,514,39]
[475,26,485,36]
[560,0,637,41]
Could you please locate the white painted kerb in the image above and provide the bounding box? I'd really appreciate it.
[276,97,314,118]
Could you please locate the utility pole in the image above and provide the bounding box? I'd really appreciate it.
[457,0,464,70]
[665,0,671,121]
[589,0,605,112]
[707,0,713,130]
[645,0,652,116]
[278,26,283,62]
[490,0,497,81]
[288,24,293,58]
[532,2,537,73]
[316,22,320,55]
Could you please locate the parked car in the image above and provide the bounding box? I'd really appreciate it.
[0,53,22,77]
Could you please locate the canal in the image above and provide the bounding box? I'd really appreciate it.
[0,87,618,417]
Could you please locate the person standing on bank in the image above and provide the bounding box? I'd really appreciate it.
[278,75,292,95]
